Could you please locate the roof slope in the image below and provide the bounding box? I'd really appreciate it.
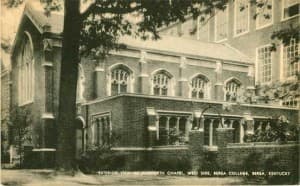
[119,36,252,63]
[23,1,252,64]
[25,0,64,34]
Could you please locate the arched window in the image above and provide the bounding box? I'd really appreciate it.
[224,78,242,102]
[110,66,131,96]
[18,31,34,105]
[191,75,209,99]
[152,70,172,96]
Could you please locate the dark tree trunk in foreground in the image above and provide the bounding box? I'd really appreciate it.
[56,0,82,171]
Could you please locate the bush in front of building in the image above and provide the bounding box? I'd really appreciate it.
[78,145,128,173]
[265,154,299,185]
[153,153,192,175]
[198,151,220,176]
[252,117,299,143]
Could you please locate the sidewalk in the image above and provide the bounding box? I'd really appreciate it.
[1,169,248,185]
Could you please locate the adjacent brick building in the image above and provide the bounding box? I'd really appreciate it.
[161,0,300,107]
[2,1,299,169]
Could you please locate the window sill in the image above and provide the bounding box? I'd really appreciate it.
[215,38,228,43]
[258,81,272,86]
[282,75,298,83]
[256,22,273,31]
[151,145,188,150]
[281,14,300,22]
[203,145,218,152]
[233,30,249,38]
[18,100,34,107]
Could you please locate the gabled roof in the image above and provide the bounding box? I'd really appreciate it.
[20,1,252,64]
[24,0,64,34]
[119,36,252,64]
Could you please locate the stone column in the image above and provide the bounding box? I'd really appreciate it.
[229,120,234,128]
[178,56,189,97]
[83,127,87,152]
[247,65,255,89]
[257,121,262,131]
[199,116,205,130]
[138,50,149,94]
[209,119,215,147]
[146,108,157,147]
[185,116,191,141]
[106,116,111,145]
[41,40,56,149]
[239,120,244,143]
[95,61,106,98]
[176,117,180,135]
[156,115,160,140]
[166,117,170,144]
[214,60,224,101]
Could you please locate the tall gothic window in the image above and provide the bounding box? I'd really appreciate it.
[152,70,172,96]
[18,32,34,105]
[191,75,209,99]
[110,67,130,96]
[225,78,241,102]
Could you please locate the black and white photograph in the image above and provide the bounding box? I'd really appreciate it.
[1,0,299,185]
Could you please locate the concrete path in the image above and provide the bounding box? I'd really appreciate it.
[1,169,254,185]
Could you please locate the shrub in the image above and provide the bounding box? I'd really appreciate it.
[265,155,299,185]
[78,145,128,173]
[198,151,219,176]
[242,152,266,183]
[251,117,299,143]
[154,153,192,175]
[243,152,264,173]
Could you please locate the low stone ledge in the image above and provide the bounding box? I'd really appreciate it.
[226,142,299,148]
[216,127,235,132]
[203,145,218,152]
[190,129,204,133]
[111,145,188,151]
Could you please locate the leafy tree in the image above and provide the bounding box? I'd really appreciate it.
[2,0,298,171]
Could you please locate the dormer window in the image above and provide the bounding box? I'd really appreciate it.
[18,31,34,105]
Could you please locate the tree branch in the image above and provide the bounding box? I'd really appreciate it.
[81,2,142,19]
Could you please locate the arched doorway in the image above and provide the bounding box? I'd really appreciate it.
[75,117,85,159]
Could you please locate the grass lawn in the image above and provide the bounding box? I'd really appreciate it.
[0,169,253,186]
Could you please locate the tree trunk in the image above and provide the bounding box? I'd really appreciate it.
[56,0,82,171]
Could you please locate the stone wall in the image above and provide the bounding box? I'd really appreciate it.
[189,129,299,175]
[82,95,299,174]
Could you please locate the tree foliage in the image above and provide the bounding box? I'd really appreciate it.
[2,0,298,56]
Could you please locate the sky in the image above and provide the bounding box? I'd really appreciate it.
[0,0,140,69]
[1,1,24,68]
